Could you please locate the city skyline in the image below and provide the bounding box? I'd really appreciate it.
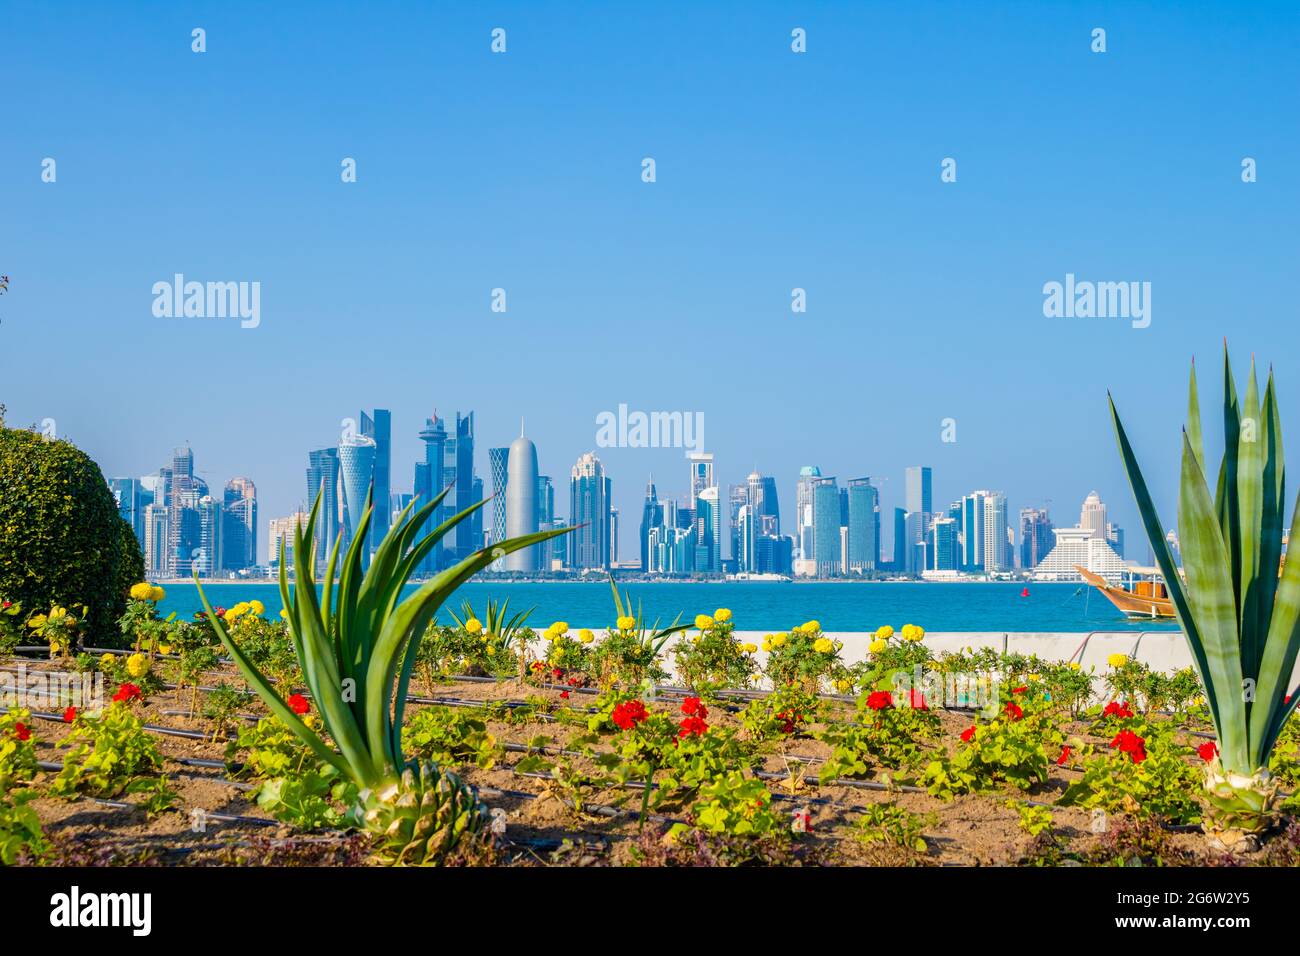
[105,404,1136,578]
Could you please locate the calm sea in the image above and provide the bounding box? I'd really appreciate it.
[155,581,1178,634]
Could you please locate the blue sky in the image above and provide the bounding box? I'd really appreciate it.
[2,1,1298,562]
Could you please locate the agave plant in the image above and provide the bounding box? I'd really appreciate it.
[1110,347,1300,846]
[196,487,566,864]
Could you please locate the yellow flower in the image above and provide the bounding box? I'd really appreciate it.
[50,606,67,621]
[835,679,851,693]
[248,599,264,616]
[802,620,820,633]
[279,609,289,619]
[158,644,173,655]
[1068,662,1081,671]
[905,625,925,642]
[869,638,887,654]
[99,653,116,670]
[125,653,149,678]
[761,639,772,652]
[813,637,834,654]
[875,625,894,640]
[742,643,758,654]
[129,582,153,601]
[465,618,483,635]
[26,614,47,629]
[486,645,496,656]
[714,608,732,622]
[546,621,569,639]
[579,628,594,644]
[695,614,714,630]
[1028,672,1041,682]
[1107,653,1129,668]
[771,632,788,648]
[150,586,166,602]
[616,615,636,631]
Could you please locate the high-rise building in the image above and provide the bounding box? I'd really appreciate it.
[812,477,840,577]
[488,446,510,546]
[1106,522,1125,559]
[1080,491,1107,539]
[609,507,620,567]
[414,413,447,573]
[359,409,392,553]
[982,492,1010,572]
[728,483,748,565]
[195,494,222,577]
[1019,508,1054,570]
[695,487,721,573]
[639,477,662,571]
[307,447,341,569]
[569,452,611,571]
[337,434,377,558]
[796,466,822,560]
[504,427,540,571]
[167,446,204,577]
[223,477,257,571]
[109,478,146,549]
[960,492,985,571]
[931,516,959,571]
[144,503,169,577]
[905,466,933,517]
[846,477,878,573]
[267,511,310,570]
[688,452,714,501]
[450,413,477,562]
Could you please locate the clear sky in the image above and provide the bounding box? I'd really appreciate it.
[2,1,1298,563]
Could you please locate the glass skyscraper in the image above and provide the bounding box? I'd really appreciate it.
[307,447,341,571]
[338,434,377,559]
[811,477,840,577]
[846,477,878,573]
[359,409,391,554]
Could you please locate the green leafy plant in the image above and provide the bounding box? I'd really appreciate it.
[855,801,933,853]
[49,701,165,798]
[922,699,1063,799]
[0,789,48,864]
[816,694,939,781]
[738,687,820,742]
[0,709,38,792]
[449,595,534,676]
[0,599,23,660]
[401,706,503,770]
[1110,348,1300,845]
[1013,801,1054,838]
[197,486,566,865]
[1058,721,1201,825]
[674,771,781,839]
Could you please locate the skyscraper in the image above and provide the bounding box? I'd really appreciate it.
[846,477,879,573]
[307,447,341,570]
[489,446,510,546]
[931,516,959,571]
[414,414,447,573]
[695,486,721,573]
[728,483,748,565]
[811,477,840,577]
[982,491,1010,572]
[196,494,222,577]
[450,412,477,562]
[504,427,539,571]
[960,492,985,571]
[1019,508,1054,570]
[359,409,392,553]
[109,477,145,549]
[905,466,933,516]
[338,434,377,558]
[223,477,257,571]
[688,452,714,500]
[639,476,661,571]
[166,446,205,577]
[1080,491,1107,539]
[569,452,611,571]
[796,465,822,560]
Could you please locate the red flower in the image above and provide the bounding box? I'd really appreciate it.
[907,689,929,710]
[612,699,648,730]
[1057,746,1072,766]
[560,690,570,699]
[1103,700,1134,720]
[865,691,893,711]
[678,715,709,738]
[530,661,545,673]
[1198,741,1219,762]
[214,606,226,618]
[552,667,564,680]
[1003,702,1023,721]
[1,600,9,608]
[681,696,708,719]
[960,725,976,743]
[62,706,77,723]
[112,682,142,703]
[287,693,310,715]
[1110,729,1147,763]
[1012,686,1027,695]
[14,722,30,742]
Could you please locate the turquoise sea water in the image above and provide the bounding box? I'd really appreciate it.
[155,581,1179,633]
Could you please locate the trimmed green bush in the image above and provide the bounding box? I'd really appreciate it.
[0,427,143,644]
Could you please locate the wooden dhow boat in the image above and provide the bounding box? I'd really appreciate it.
[1075,565,1175,620]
